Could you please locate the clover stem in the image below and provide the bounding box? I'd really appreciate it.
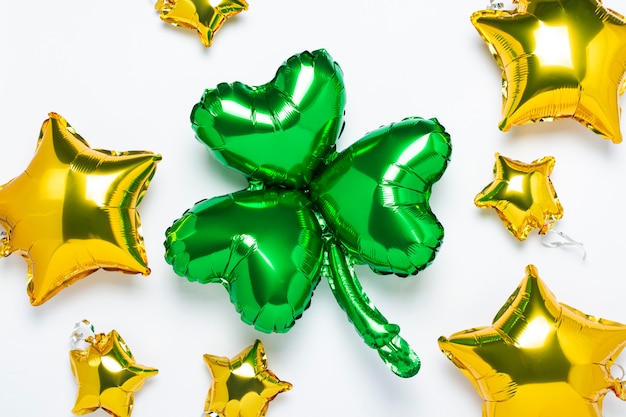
[325,239,420,377]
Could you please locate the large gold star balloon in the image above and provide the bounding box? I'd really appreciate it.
[203,340,292,417]
[438,265,626,417]
[471,0,626,142]
[474,153,563,240]
[70,326,158,417]
[155,0,249,47]
[0,113,161,305]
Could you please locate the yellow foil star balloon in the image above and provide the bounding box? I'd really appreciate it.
[0,113,161,305]
[438,265,626,417]
[474,153,563,240]
[155,0,249,47]
[203,340,292,417]
[70,328,158,417]
[471,0,626,142]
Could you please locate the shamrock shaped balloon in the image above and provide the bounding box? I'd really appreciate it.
[164,49,452,377]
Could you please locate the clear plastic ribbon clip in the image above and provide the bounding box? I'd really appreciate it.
[541,229,587,260]
[487,0,518,10]
[611,363,626,400]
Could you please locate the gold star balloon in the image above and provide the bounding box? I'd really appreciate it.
[203,340,292,417]
[438,265,626,417]
[474,153,563,240]
[69,323,158,417]
[0,113,161,305]
[471,0,626,142]
[155,0,249,47]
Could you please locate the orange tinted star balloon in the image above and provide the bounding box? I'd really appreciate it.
[70,328,158,417]
[438,265,626,417]
[0,113,161,305]
[474,153,563,240]
[471,0,626,142]
[203,340,292,417]
[155,0,248,47]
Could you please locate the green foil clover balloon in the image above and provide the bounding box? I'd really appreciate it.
[164,49,452,378]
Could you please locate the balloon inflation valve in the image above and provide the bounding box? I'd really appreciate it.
[0,231,10,257]
[487,0,517,9]
[610,363,626,400]
[70,319,95,350]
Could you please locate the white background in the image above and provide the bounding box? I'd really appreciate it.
[1,1,626,416]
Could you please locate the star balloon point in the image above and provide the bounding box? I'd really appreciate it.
[155,0,249,47]
[0,112,161,305]
[438,264,626,417]
[471,0,626,142]
[203,340,292,417]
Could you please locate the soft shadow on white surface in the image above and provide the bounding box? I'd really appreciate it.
[1,1,626,417]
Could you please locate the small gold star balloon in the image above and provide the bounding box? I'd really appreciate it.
[438,265,626,417]
[471,0,626,142]
[203,340,292,417]
[474,153,563,240]
[155,0,249,47]
[0,113,161,305]
[69,321,158,417]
